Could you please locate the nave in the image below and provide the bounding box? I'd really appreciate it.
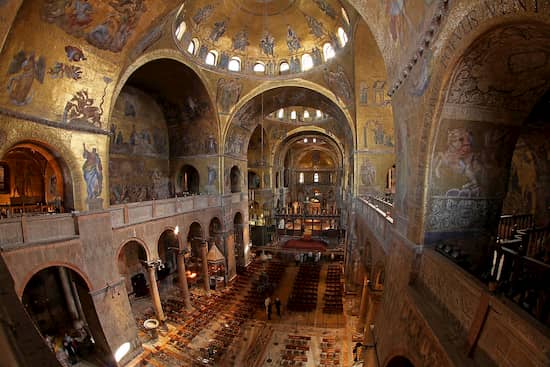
[125,256,369,367]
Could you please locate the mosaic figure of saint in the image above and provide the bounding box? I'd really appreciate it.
[82,143,103,199]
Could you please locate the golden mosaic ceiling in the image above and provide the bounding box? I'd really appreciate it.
[175,0,352,66]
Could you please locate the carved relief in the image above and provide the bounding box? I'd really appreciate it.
[217,78,242,113]
[323,64,353,106]
[6,51,45,105]
[399,301,448,367]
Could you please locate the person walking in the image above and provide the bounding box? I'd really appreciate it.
[274,297,282,317]
[265,296,271,319]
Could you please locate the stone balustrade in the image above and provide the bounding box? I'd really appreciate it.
[356,197,393,253]
[0,213,77,249]
[109,194,224,228]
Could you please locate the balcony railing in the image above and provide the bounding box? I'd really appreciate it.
[0,213,77,249]
[436,214,550,327]
[108,194,223,228]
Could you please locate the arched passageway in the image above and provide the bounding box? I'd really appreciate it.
[22,266,111,366]
[1,141,74,215]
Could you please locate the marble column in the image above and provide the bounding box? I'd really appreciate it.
[58,267,79,321]
[356,275,370,332]
[146,264,165,322]
[176,250,192,310]
[201,242,210,295]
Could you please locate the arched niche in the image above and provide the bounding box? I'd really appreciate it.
[425,23,550,273]
[230,166,242,193]
[22,266,112,365]
[177,164,200,194]
[1,141,74,214]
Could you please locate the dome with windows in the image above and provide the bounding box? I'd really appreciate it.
[173,0,352,77]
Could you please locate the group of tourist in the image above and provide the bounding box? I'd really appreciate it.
[264,296,282,320]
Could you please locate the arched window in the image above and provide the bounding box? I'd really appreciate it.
[279,61,290,73]
[341,8,350,24]
[228,57,241,71]
[316,109,322,118]
[313,172,319,183]
[301,53,314,71]
[337,27,348,47]
[205,50,217,65]
[323,43,335,61]
[303,110,310,119]
[299,172,304,184]
[290,110,297,120]
[187,38,198,54]
[175,21,186,41]
[277,109,285,119]
[253,62,265,73]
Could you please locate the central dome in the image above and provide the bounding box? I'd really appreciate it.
[174,0,351,76]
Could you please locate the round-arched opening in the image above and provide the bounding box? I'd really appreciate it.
[425,22,550,277]
[158,229,179,283]
[209,217,223,250]
[1,141,74,215]
[178,165,200,195]
[117,241,148,296]
[22,266,111,365]
[110,57,217,204]
[386,356,415,367]
[230,166,242,193]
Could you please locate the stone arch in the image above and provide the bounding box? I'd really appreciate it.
[18,261,92,299]
[421,20,550,272]
[2,140,76,212]
[115,237,151,264]
[223,83,356,158]
[401,7,550,244]
[0,128,83,210]
[157,228,180,278]
[110,48,218,125]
